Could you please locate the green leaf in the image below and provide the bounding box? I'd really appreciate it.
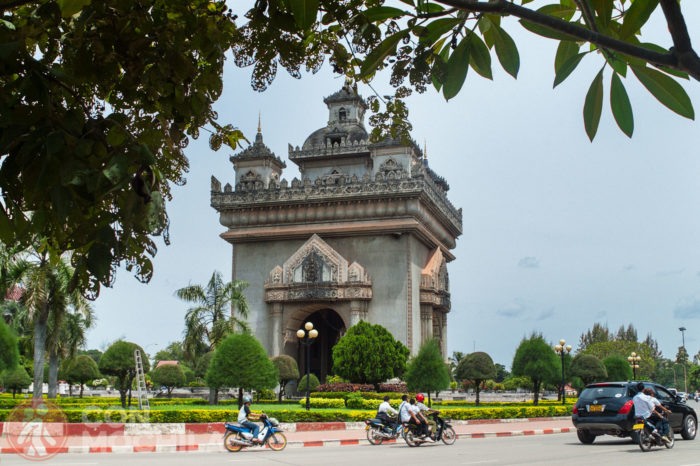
[519,19,578,41]
[553,52,586,88]
[631,65,694,119]
[619,0,659,39]
[418,18,462,45]
[0,207,12,244]
[591,0,613,28]
[56,0,91,18]
[554,41,579,74]
[443,35,470,100]
[360,31,408,78]
[491,25,519,78]
[583,69,604,141]
[102,154,128,184]
[468,34,492,80]
[288,0,319,30]
[106,126,126,147]
[363,6,407,22]
[537,4,575,21]
[610,73,634,138]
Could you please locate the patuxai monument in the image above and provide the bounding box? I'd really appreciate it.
[211,83,462,381]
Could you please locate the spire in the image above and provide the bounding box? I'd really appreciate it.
[255,112,263,143]
[423,139,427,160]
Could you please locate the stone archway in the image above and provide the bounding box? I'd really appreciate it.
[295,309,346,383]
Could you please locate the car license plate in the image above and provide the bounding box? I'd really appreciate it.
[633,423,645,430]
[588,405,603,412]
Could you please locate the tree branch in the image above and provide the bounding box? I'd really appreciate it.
[0,0,37,11]
[659,0,700,79]
[435,0,700,80]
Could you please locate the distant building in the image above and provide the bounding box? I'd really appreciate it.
[211,83,462,381]
[155,360,180,368]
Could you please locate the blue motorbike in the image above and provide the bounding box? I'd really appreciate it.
[224,413,287,452]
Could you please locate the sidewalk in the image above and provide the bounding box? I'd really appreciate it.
[0,418,575,455]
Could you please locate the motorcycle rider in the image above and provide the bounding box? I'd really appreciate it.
[238,395,263,443]
[415,394,438,437]
[376,395,398,430]
[409,397,432,440]
[632,384,671,444]
[644,387,672,443]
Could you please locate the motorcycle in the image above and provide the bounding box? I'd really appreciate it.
[224,413,287,452]
[633,415,674,452]
[364,417,405,445]
[403,411,457,447]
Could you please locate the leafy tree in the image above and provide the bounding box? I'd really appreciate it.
[271,355,299,401]
[676,346,689,364]
[298,373,320,394]
[1,366,31,398]
[47,303,94,398]
[570,354,607,386]
[61,355,100,398]
[181,365,195,384]
[455,351,495,406]
[151,364,186,397]
[0,319,18,372]
[582,340,656,380]
[194,351,215,379]
[0,1,244,298]
[511,334,558,405]
[237,1,698,144]
[616,324,638,342]
[205,333,277,407]
[80,349,103,365]
[494,363,509,383]
[578,323,612,352]
[404,339,451,406]
[503,375,533,391]
[99,340,150,408]
[332,321,409,390]
[603,355,633,382]
[448,350,466,380]
[689,365,700,393]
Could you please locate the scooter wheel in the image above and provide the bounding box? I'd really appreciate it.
[441,426,457,445]
[267,432,287,451]
[367,427,383,445]
[224,432,243,452]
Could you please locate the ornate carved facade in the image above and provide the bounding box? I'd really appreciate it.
[211,83,462,370]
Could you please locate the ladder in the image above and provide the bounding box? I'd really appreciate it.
[134,349,150,410]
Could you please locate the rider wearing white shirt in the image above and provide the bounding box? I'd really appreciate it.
[377,395,398,427]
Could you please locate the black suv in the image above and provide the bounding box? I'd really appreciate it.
[572,381,697,444]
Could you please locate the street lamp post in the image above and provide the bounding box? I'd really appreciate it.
[297,322,318,411]
[679,327,688,394]
[628,352,641,380]
[554,340,572,405]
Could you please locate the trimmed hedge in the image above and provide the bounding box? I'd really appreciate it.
[297,398,346,409]
[310,392,408,400]
[0,405,572,423]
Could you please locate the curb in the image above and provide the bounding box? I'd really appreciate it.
[0,417,571,437]
[0,427,574,455]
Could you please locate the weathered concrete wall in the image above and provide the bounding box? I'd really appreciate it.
[231,232,434,356]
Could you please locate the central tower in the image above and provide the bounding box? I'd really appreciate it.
[211,83,462,381]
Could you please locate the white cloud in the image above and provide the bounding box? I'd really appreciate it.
[518,256,540,269]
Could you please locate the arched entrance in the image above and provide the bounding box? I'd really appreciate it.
[297,309,346,383]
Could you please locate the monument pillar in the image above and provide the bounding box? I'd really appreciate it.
[269,303,283,356]
[420,305,433,345]
[350,300,367,326]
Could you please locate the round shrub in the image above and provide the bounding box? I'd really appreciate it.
[298,373,320,393]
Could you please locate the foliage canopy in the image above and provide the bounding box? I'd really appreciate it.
[511,334,558,405]
[569,353,607,385]
[151,363,186,397]
[98,340,149,407]
[404,339,451,402]
[455,351,495,406]
[271,354,300,400]
[332,320,409,388]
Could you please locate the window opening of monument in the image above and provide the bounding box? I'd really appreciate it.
[338,107,346,122]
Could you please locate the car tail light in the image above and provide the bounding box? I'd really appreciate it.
[618,400,634,414]
[572,405,578,414]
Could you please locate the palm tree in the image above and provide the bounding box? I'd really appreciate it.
[6,249,84,398]
[46,300,94,397]
[176,271,249,404]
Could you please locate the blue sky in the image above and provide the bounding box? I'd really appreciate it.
[87,3,700,368]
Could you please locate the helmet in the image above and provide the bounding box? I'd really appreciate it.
[416,394,425,402]
[243,395,252,404]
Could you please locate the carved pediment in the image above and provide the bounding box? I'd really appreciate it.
[421,248,448,292]
[375,157,407,182]
[264,234,373,302]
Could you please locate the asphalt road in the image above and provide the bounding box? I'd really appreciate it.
[2,432,699,466]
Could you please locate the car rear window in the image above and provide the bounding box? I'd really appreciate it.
[579,386,628,401]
